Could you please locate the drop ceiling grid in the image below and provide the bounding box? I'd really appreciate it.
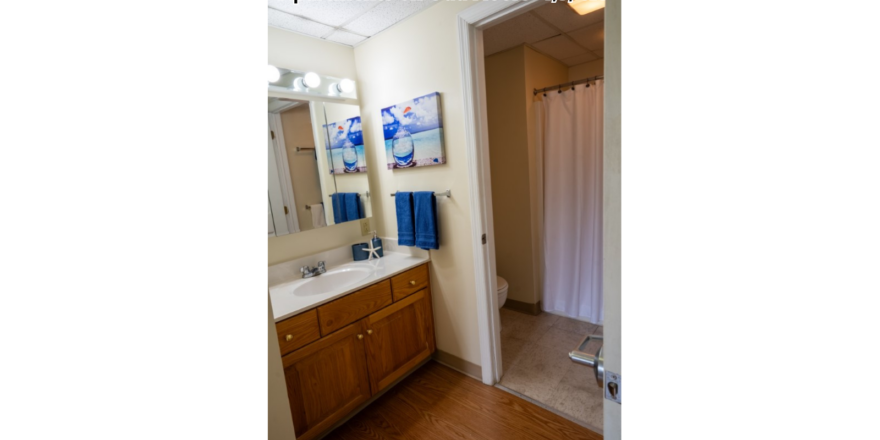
[267,0,438,47]
[483,3,605,68]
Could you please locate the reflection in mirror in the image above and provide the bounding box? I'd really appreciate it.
[321,102,371,225]
[268,98,337,236]
[268,97,371,238]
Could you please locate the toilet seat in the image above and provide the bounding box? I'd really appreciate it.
[496,276,508,292]
[496,276,508,308]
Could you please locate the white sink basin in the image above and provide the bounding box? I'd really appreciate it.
[292,265,374,297]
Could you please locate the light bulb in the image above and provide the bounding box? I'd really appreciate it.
[267,65,281,83]
[568,0,605,16]
[303,72,321,88]
[338,78,355,93]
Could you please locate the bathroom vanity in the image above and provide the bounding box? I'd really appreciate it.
[270,254,434,440]
[267,70,437,439]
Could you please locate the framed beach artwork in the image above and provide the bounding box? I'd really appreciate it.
[324,116,366,174]
[382,92,446,169]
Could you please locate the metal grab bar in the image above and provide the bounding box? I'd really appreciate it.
[569,334,604,387]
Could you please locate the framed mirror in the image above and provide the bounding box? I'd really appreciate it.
[268,98,371,237]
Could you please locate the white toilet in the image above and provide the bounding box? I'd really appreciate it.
[496,276,509,308]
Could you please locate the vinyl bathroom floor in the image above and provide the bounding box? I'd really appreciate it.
[498,308,604,433]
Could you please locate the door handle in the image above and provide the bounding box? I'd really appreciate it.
[568,334,604,388]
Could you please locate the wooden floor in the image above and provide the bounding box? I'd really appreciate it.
[324,361,603,440]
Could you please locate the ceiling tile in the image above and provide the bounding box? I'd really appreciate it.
[343,1,436,37]
[533,2,604,33]
[325,29,367,46]
[567,22,604,51]
[268,8,335,38]
[268,0,382,27]
[483,12,559,56]
[561,52,599,66]
[531,35,587,61]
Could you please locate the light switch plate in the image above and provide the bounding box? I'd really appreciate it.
[359,218,370,236]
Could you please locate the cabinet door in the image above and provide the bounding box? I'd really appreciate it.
[282,321,371,440]
[363,287,436,393]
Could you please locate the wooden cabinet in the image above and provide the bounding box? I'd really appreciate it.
[363,287,435,393]
[276,263,435,440]
[282,322,371,440]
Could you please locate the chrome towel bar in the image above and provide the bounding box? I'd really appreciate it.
[389,189,451,198]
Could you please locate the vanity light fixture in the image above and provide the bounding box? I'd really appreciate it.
[567,0,605,15]
[267,64,281,83]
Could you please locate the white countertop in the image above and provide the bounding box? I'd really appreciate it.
[269,252,430,322]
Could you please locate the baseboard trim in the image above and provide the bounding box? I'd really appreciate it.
[432,350,482,381]
[503,299,542,316]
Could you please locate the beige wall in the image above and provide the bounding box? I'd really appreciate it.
[484,45,570,306]
[485,46,535,305]
[269,26,357,80]
[568,58,605,82]
[603,0,623,440]
[268,299,295,440]
[268,27,366,266]
[353,0,482,367]
[280,105,323,231]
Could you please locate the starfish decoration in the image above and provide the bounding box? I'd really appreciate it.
[362,241,382,261]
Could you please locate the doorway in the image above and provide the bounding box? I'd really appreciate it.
[456,0,620,437]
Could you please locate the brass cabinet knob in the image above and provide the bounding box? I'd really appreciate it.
[357,334,364,340]
[285,335,293,342]
[410,280,416,286]
[367,329,373,335]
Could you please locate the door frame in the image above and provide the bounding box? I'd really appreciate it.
[456,0,546,387]
[458,1,623,396]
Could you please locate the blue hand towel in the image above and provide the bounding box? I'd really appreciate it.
[344,193,361,221]
[330,193,346,223]
[395,192,415,246]
[413,191,439,250]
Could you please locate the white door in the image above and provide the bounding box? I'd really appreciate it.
[266,119,290,235]
[602,0,621,437]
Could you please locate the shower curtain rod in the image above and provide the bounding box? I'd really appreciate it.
[533,75,604,96]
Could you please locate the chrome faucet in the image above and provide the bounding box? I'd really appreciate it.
[300,261,327,278]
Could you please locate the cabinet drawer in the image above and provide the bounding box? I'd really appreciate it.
[317,280,392,335]
[276,309,321,356]
[391,264,429,302]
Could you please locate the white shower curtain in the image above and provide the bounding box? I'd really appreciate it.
[541,81,603,324]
